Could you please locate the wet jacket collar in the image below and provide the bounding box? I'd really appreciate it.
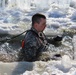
[31,27,39,36]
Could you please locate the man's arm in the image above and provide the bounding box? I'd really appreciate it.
[46,35,63,46]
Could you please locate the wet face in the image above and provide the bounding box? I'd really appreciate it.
[35,18,46,32]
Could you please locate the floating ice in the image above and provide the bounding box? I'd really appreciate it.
[61,55,72,69]
[71,11,76,22]
[72,35,76,60]
[48,9,66,18]
[70,0,76,8]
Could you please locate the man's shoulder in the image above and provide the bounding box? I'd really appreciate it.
[26,30,35,37]
[24,30,37,41]
[24,30,38,46]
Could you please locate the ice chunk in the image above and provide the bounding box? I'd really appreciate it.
[72,35,76,60]
[61,55,72,69]
[71,11,76,22]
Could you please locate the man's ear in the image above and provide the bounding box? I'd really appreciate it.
[34,22,38,27]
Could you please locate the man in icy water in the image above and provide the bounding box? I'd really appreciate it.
[19,13,62,62]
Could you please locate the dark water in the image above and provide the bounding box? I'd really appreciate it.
[0,34,24,62]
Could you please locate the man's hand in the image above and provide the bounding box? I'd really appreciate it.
[53,35,62,41]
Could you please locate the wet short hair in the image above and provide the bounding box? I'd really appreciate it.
[32,13,46,26]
